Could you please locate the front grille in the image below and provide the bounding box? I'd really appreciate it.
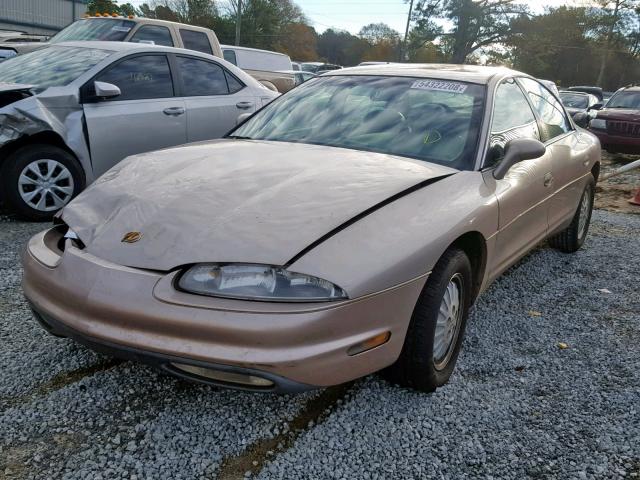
[607,121,640,137]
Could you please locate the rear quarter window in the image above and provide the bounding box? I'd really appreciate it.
[180,29,213,55]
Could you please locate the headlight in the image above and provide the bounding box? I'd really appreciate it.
[590,118,606,129]
[177,264,348,302]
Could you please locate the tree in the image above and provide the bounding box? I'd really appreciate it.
[137,3,181,22]
[507,5,640,90]
[87,0,136,16]
[595,0,640,86]
[411,0,528,63]
[317,29,368,65]
[275,23,318,61]
[139,0,218,25]
[358,23,400,44]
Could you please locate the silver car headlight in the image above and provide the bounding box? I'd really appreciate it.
[590,118,606,130]
[178,264,348,302]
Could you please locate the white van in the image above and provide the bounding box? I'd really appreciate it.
[222,45,295,92]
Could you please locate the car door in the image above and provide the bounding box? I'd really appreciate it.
[82,53,186,177]
[484,78,554,277]
[518,77,586,233]
[174,55,256,142]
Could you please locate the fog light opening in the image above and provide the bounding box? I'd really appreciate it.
[347,331,391,356]
[170,363,274,388]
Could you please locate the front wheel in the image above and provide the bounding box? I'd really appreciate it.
[549,177,595,253]
[0,144,85,221]
[383,248,472,392]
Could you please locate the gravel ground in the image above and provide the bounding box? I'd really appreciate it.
[1,209,639,479]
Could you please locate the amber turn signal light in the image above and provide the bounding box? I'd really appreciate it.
[347,331,391,356]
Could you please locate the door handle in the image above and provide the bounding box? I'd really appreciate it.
[163,107,185,116]
[236,101,254,110]
[544,173,554,188]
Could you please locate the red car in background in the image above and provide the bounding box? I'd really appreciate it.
[588,86,640,154]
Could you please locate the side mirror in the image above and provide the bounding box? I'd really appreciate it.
[493,138,546,180]
[588,103,603,111]
[236,112,252,125]
[94,81,121,99]
[572,112,589,128]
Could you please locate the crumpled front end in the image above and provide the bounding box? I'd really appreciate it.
[0,87,91,180]
[22,226,426,391]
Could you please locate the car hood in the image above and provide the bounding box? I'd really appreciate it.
[61,140,457,271]
[596,108,640,122]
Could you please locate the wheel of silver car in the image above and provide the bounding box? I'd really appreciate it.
[383,248,472,392]
[0,144,85,221]
[18,159,75,212]
[549,176,595,253]
[433,273,465,371]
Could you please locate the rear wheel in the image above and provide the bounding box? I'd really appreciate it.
[549,177,595,253]
[0,144,85,221]
[383,248,472,392]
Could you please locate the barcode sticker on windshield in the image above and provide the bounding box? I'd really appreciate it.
[411,80,468,94]
[111,26,132,32]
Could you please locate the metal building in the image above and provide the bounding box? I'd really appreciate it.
[0,0,88,36]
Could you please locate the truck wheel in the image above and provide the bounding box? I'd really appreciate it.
[383,248,472,392]
[0,144,85,221]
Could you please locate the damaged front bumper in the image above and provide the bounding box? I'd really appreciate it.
[22,227,426,392]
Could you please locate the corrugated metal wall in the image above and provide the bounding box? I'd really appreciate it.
[0,0,87,35]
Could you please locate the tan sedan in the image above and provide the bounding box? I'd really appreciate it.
[22,65,601,393]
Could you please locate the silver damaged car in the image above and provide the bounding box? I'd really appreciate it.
[0,41,278,220]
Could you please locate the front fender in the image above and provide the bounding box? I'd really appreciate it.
[289,171,499,298]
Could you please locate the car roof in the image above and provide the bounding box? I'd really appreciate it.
[621,85,640,92]
[327,63,526,85]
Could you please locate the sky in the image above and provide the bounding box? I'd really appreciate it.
[126,0,598,36]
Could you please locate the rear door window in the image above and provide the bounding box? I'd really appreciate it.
[176,56,228,96]
[179,29,213,54]
[95,54,174,101]
[225,71,244,93]
[130,25,174,47]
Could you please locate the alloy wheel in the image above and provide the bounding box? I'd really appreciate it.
[18,159,75,212]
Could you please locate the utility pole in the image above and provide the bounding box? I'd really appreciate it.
[235,0,242,46]
[401,0,415,62]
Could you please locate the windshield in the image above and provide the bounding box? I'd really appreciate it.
[560,93,588,109]
[0,46,110,91]
[232,75,485,170]
[50,18,135,43]
[606,91,640,109]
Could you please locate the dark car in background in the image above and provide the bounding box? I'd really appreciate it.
[567,85,604,102]
[559,90,601,117]
[301,62,342,73]
[588,86,640,154]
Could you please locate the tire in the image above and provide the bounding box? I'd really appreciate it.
[0,144,85,221]
[548,176,595,253]
[383,248,473,392]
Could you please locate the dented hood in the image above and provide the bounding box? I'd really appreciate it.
[62,140,456,270]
